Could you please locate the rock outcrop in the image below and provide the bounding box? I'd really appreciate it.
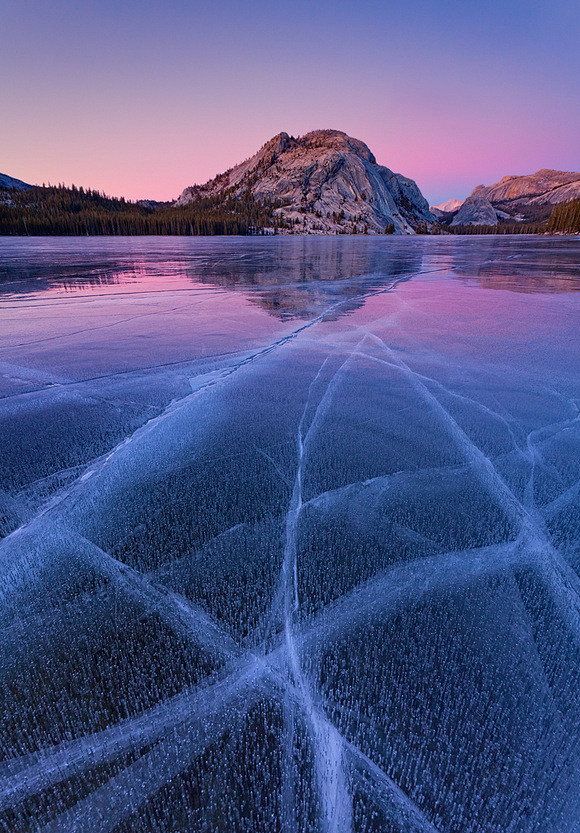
[436,169,580,226]
[450,196,498,227]
[469,169,580,208]
[177,130,435,234]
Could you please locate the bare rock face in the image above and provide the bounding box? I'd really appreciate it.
[0,173,33,190]
[450,196,498,227]
[176,130,435,234]
[470,169,580,207]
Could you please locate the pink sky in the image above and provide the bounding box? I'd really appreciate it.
[2,0,578,205]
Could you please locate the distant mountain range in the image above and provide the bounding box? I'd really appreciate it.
[177,129,435,234]
[430,169,580,227]
[2,140,579,234]
[431,198,463,215]
[471,169,580,205]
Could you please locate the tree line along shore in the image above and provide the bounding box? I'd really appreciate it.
[1,184,579,236]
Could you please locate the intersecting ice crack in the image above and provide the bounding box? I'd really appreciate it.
[0,266,446,554]
[542,478,580,521]
[2,258,579,832]
[69,529,240,659]
[359,329,580,637]
[362,333,557,530]
[5,530,577,831]
[0,275,445,829]
[253,444,293,487]
[350,345,580,502]
[22,339,576,828]
[0,655,263,814]
[0,538,532,813]
[36,667,271,833]
[0,348,449,831]
[266,346,361,833]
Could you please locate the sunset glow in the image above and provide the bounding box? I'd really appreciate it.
[2,0,579,205]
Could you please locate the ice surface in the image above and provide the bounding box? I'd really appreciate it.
[0,236,579,832]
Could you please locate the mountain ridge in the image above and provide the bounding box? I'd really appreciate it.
[469,168,580,208]
[470,168,580,206]
[433,168,580,227]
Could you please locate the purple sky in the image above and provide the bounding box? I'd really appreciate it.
[2,0,579,205]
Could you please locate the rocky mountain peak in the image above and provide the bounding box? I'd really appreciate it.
[450,196,498,227]
[297,130,377,164]
[430,198,464,217]
[176,129,434,234]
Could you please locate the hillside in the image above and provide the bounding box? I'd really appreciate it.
[450,197,499,227]
[470,169,580,207]
[0,173,33,191]
[0,185,274,236]
[177,130,436,234]
[547,198,580,233]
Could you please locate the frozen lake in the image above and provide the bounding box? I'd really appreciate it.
[0,235,579,833]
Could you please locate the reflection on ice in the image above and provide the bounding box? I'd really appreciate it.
[0,236,579,832]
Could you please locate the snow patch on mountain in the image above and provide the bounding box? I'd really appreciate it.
[430,198,464,216]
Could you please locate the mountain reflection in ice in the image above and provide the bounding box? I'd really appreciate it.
[0,236,579,833]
